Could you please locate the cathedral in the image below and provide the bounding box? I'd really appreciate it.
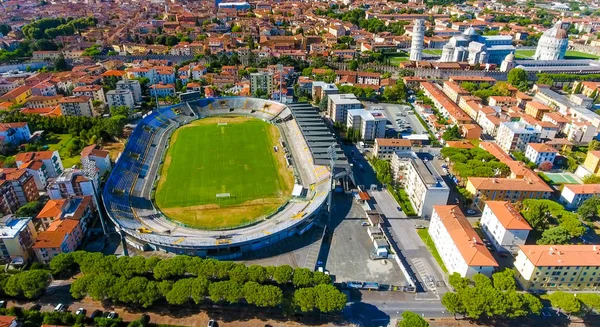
[440,27,515,65]
[533,21,570,61]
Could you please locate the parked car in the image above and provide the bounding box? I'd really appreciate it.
[54,304,66,312]
[75,308,86,316]
[415,224,426,229]
[397,206,402,211]
[107,312,118,319]
[361,221,369,226]
[208,319,216,327]
[0,301,6,308]
[466,209,476,215]
[90,310,103,319]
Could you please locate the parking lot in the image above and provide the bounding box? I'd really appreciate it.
[365,103,427,137]
[323,194,407,286]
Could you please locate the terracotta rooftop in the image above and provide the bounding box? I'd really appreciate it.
[484,201,532,230]
[375,138,412,147]
[519,245,600,267]
[434,205,498,267]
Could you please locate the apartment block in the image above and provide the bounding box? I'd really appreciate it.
[346,109,386,141]
[59,96,94,117]
[0,122,31,145]
[496,121,541,153]
[583,151,600,176]
[311,82,338,104]
[515,245,600,291]
[47,169,98,200]
[16,150,64,178]
[0,215,37,262]
[80,145,112,176]
[373,138,412,160]
[73,85,106,104]
[250,72,274,97]
[560,184,600,209]
[429,205,498,277]
[524,143,557,166]
[33,218,83,264]
[116,79,143,103]
[327,94,362,123]
[106,89,135,111]
[0,169,39,207]
[480,201,531,253]
[391,152,450,219]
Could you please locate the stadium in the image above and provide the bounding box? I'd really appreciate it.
[102,97,350,258]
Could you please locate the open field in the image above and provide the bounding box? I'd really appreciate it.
[386,52,410,65]
[155,116,294,229]
[515,49,600,60]
[423,49,442,56]
[41,133,81,168]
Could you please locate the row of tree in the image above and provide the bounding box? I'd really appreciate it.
[0,111,126,146]
[52,252,332,288]
[548,291,600,317]
[441,271,543,320]
[22,17,97,40]
[440,147,510,181]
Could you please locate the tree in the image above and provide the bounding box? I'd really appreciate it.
[537,226,571,245]
[273,265,293,284]
[208,281,242,304]
[507,68,529,91]
[399,311,429,327]
[319,96,328,111]
[578,196,600,220]
[247,265,269,283]
[448,273,469,291]
[53,56,68,71]
[110,105,130,117]
[293,287,316,312]
[4,270,51,299]
[549,292,581,316]
[50,253,75,275]
[521,201,549,230]
[589,139,600,151]
[442,292,465,319]
[492,269,516,291]
[292,268,313,288]
[538,161,553,171]
[583,174,600,184]
[578,293,600,314]
[442,125,461,141]
[314,284,347,312]
[166,278,208,305]
[15,200,45,217]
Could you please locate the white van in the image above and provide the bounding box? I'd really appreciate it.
[54,303,65,312]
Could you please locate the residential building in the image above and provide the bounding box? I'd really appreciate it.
[0,122,31,144]
[149,84,175,98]
[35,196,94,234]
[391,152,450,219]
[30,82,57,97]
[560,184,600,209]
[583,151,600,176]
[58,96,94,117]
[346,109,386,141]
[17,160,48,191]
[116,79,142,103]
[0,316,18,327]
[524,143,558,166]
[496,122,541,153]
[429,205,498,277]
[0,169,39,207]
[250,72,274,97]
[15,150,63,178]
[81,145,112,176]
[25,95,63,109]
[514,245,600,291]
[480,201,531,253]
[327,94,362,123]
[106,89,135,111]
[525,101,552,120]
[0,215,37,262]
[47,169,98,200]
[33,219,83,264]
[73,85,106,104]
[311,82,338,104]
[373,138,412,160]
[0,85,31,104]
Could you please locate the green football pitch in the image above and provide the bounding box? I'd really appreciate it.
[155,116,294,229]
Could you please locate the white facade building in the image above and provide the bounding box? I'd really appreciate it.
[327,94,362,123]
[480,201,532,253]
[373,138,412,160]
[0,215,37,262]
[533,21,569,61]
[429,205,498,278]
[346,109,386,141]
[496,122,541,153]
[524,142,558,166]
[559,184,600,209]
[47,168,98,200]
[391,151,450,219]
[116,79,143,103]
[106,89,135,111]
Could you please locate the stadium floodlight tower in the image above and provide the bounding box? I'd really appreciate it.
[327,144,338,221]
[277,64,283,103]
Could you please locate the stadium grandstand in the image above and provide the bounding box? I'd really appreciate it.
[102,97,350,258]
